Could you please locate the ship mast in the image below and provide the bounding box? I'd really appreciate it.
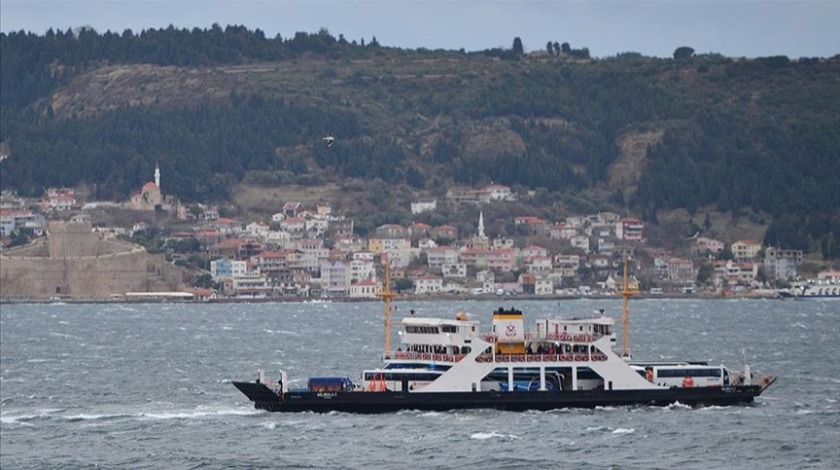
[621,257,638,358]
[377,254,396,357]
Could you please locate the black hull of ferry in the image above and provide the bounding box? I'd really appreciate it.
[233,381,766,414]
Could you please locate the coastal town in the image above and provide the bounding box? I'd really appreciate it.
[1,165,837,302]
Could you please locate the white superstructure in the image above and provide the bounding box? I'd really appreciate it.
[360,307,722,394]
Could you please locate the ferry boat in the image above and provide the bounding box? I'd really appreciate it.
[778,279,840,299]
[232,262,775,413]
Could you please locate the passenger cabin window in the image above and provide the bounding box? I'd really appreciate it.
[405,326,440,334]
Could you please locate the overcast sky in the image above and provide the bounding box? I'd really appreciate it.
[1,0,838,58]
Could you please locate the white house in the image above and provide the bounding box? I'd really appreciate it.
[528,256,553,276]
[305,218,329,237]
[441,263,468,278]
[410,199,437,214]
[570,235,590,253]
[280,217,306,233]
[229,273,272,298]
[320,261,351,297]
[350,259,376,283]
[47,189,76,211]
[535,279,553,295]
[486,183,514,201]
[415,275,443,295]
[246,221,270,238]
[300,248,330,272]
[426,246,459,269]
[353,251,376,261]
[263,230,291,249]
[271,212,286,223]
[617,217,644,241]
[211,258,248,281]
[349,279,379,299]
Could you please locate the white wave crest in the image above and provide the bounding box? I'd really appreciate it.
[585,426,609,433]
[1,408,66,425]
[64,412,137,421]
[140,408,262,420]
[612,427,635,434]
[470,431,519,440]
[594,405,618,411]
[697,405,731,411]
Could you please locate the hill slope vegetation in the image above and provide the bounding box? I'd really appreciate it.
[1,26,839,257]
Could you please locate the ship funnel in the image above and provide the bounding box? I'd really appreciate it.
[492,307,526,354]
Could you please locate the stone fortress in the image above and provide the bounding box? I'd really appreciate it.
[0,221,182,300]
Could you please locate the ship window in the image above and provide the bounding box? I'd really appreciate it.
[579,326,583,332]
[655,368,723,378]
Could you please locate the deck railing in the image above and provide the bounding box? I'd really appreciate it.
[483,333,600,343]
[388,351,609,363]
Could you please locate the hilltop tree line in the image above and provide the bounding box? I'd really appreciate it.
[0,25,384,109]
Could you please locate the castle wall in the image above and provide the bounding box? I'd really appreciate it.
[0,249,149,299]
[47,221,106,257]
[0,221,167,299]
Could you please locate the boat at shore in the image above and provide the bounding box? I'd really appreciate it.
[778,279,840,299]
[232,261,776,413]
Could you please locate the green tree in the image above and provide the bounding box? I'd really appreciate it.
[9,228,35,247]
[512,37,524,56]
[673,46,695,60]
[194,273,216,288]
[697,263,714,285]
[392,278,415,293]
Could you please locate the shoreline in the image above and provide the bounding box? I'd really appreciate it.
[0,292,783,305]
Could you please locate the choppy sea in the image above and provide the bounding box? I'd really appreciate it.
[1,299,838,469]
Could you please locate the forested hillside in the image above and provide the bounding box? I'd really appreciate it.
[1,26,839,257]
